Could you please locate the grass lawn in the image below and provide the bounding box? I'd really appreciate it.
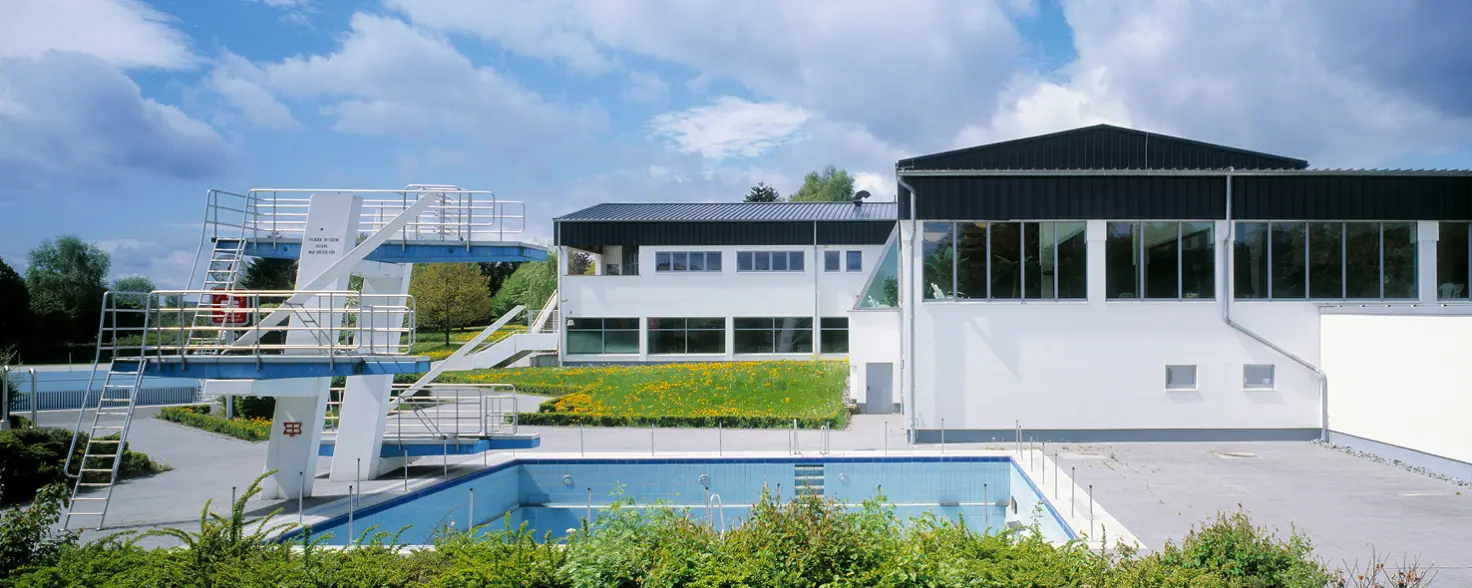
[432,361,850,428]
[409,325,525,360]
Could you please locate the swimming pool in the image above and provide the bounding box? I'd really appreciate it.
[285,454,1077,546]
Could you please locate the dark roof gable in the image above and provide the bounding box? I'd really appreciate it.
[897,124,1309,171]
[556,201,898,222]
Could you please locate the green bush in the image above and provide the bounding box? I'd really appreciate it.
[0,423,168,505]
[227,395,276,420]
[519,411,846,430]
[0,484,80,581]
[158,406,271,442]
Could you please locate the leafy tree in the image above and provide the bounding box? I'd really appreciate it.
[238,258,298,290]
[110,276,155,293]
[789,165,856,202]
[744,182,782,202]
[0,257,31,352]
[408,263,493,344]
[478,261,518,295]
[490,259,556,319]
[25,236,110,343]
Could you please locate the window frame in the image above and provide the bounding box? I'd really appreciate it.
[647,317,726,355]
[732,317,814,354]
[1165,364,1198,391]
[1105,220,1217,301]
[845,250,863,273]
[1231,220,1418,301]
[736,250,806,273]
[819,317,849,354]
[1243,364,1275,390]
[923,220,1088,302]
[824,250,841,272]
[1437,221,1470,300]
[564,318,640,355]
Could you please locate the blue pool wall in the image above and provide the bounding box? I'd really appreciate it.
[280,455,1075,546]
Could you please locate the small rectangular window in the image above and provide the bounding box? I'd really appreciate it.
[738,251,753,271]
[1243,364,1275,390]
[737,251,804,272]
[846,250,862,272]
[824,250,841,272]
[819,317,849,353]
[707,252,722,271]
[656,252,672,272]
[789,251,804,271]
[672,252,688,271]
[772,251,788,271]
[1165,365,1197,391]
[754,252,771,271]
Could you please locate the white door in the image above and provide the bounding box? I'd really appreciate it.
[864,363,894,414]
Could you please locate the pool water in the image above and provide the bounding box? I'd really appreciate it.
[289,456,1074,546]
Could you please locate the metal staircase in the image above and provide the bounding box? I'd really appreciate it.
[186,238,248,353]
[62,358,147,529]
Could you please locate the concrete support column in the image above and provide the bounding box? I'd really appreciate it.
[1085,220,1108,304]
[1418,221,1440,303]
[261,193,362,500]
[330,261,413,481]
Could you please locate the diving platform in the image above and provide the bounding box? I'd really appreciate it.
[141,355,432,379]
[240,239,547,263]
[319,435,541,457]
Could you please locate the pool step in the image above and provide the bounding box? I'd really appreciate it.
[794,463,824,497]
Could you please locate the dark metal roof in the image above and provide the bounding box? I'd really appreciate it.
[557,220,896,247]
[897,124,1309,171]
[555,201,899,222]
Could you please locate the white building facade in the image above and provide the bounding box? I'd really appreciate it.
[555,125,1472,477]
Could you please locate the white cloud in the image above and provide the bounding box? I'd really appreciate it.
[621,71,668,103]
[208,52,300,131]
[247,13,606,149]
[649,97,812,160]
[96,237,199,289]
[0,0,195,70]
[244,0,318,27]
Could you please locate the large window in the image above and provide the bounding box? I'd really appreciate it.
[655,251,722,272]
[1438,221,1470,299]
[1233,222,1417,299]
[925,221,1086,301]
[737,251,805,272]
[734,317,812,354]
[819,317,848,353]
[1105,221,1215,299]
[648,318,725,354]
[565,318,639,355]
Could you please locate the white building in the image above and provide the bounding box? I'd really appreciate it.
[556,125,1472,480]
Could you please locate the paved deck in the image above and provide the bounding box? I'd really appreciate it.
[28,410,1472,582]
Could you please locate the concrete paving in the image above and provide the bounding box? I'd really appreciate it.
[25,410,1472,582]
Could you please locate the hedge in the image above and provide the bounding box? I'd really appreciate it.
[157,406,271,442]
[519,410,846,430]
[0,422,169,505]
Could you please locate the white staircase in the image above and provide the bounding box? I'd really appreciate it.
[187,238,248,353]
[62,358,147,529]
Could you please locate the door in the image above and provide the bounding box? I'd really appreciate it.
[864,363,894,414]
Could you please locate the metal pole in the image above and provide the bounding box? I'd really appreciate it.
[1053,454,1059,498]
[1041,444,1046,484]
[718,421,722,456]
[355,458,361,502]
[403,448,409,491]
[1015,421,1020,456]
[580,423,585,457]
[586,487,593,532]
[298,471,304,526]
[231,486,237,509]
[1089,484,1095,539]
[883,421,888,455]
[1,368,9,430]
[468,487,474,532]
[1070,467,1076,517]
[650,423,655,456]
[348,484,355,541]
[984,482,990,530]
[29,369,37,422]
[443,443,448,477]
[940,418,945,454]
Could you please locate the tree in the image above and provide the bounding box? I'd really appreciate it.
[477,262,518,295]
[744,182,782,202]
[238,258,298,290]
[25,236,110,343]
[789,165,856,202]
[408,263,493,344]
[0,257,32,352]
[490,259,556,319]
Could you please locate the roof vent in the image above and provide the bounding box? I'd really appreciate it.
[853,190,871,207]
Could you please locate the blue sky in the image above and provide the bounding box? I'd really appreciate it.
[2,0,1471,287]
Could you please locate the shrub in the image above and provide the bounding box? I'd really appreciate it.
[0,484,80,580]
[519,411,846,429]
[158,406,271,442]
[1154,508,1334,587]
[0,423,168,505]
[227,395,276,420]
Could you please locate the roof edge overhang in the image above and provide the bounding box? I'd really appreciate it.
[896,169,1472,178]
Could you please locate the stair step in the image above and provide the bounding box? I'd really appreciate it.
[79,468,114,473]
[70,496,109,501]
[76,483,112,488]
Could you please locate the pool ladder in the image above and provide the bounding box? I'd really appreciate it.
[795,463,824,497]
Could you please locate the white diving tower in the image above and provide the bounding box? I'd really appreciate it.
[63,186,555,529]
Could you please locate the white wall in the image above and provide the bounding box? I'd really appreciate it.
[561,243,883,362]
[849,310,902,409]
[1322,311,1472,466]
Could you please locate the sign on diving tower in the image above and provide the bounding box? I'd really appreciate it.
[63,186,551,529]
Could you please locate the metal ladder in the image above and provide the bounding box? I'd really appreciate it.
[186,238,248,352]
[63,358,148,529]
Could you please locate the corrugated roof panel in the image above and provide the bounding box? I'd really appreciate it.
[556,201,899,222]
[897,124,1309,171]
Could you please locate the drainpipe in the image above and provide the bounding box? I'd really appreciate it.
[897,176,919,442]
[1219,170,1329,442]
[813,221,820,361]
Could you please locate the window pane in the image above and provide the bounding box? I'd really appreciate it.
[955,222,987,300]
[1056,222,1087,299]
[922,222,955,300]
[755,252,771,271]
[687,329,725,353]
[604,330,639,354]
[859,235,901,308]
[565,331,603,354]
[707,252,722,272]
[790,251,804,271]
[1382,222,1417,299]
[647,317,681,330]
[649,329,686,354]
[825,250,840,271]
[1345,222,1381,298]
[1438,222,1469,299]
[773,318,813,353]
[687,318,724,330]
[734,329,773,354]
[688,252,705,271]
[1142,222,1180,299]
[738,251,753,271]
[771,251,788,271]
[672,252,688,271]
[604,318,640,330]
[1270,222,1307,298]
[1022,223,1044,299]
[734,317,771,329]
[846,250,862,272]
[1308,222,1344,299]
[567,318,601,331]
[1244,365,1275,390]
[1234,222,1269,299]
[656,252,672,272]
[1181,222,1214,299]
[820,317,849,329]
[1105,222,1139,299]
[1165,365,1197,390]
[821,327,849,354]
[990,222,1022,300]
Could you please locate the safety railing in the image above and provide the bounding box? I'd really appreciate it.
[323,383,519,441]
[96,289,416,360]
[201,186,526,246]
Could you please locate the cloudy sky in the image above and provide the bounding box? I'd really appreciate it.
[2,0,1470,287]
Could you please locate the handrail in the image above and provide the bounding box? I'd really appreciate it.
[204,187,527,247]
[324,383,519,441]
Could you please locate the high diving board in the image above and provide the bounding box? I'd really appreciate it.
[237,239,548,264]
[140,355,432,379]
